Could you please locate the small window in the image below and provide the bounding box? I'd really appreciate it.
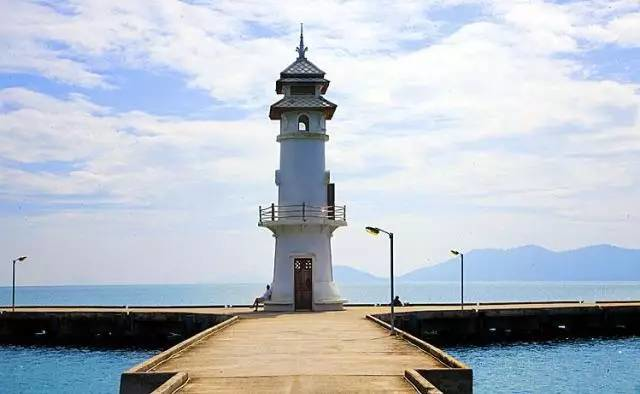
[298,115,309,131]
[291,85,315,95]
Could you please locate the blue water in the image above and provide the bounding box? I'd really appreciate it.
[2,281,640,306]
[448,337,640,393]
[1,282,639,393]
[0,345,157,394]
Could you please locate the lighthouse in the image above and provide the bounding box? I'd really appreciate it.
[258,25,346,312]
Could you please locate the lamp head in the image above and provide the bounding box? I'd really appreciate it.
[450,250,460,256]
[365,226,380,236]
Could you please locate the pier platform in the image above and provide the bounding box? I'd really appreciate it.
[144,309,455,393]
[3,301,639,393]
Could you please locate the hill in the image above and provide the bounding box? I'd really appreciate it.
[400,244,640,281]
[333,265,384,283]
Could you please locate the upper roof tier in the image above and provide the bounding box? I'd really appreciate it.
[282,57,325,76]
[275,25,330,95]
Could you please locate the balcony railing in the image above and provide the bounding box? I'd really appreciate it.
[259,203,346,223]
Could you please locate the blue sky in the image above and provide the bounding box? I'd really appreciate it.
[1,0,639,285]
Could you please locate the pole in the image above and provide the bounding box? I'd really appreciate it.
[460,253,464,311]
[12,259,16,312]
[390,233,395,334]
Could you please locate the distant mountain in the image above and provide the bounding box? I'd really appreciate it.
[400,244,640,281]
[334,265,384,283]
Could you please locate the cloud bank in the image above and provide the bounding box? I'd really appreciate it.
[0,0,638,284]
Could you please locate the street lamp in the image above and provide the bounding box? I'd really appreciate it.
[12,256,27,312]
[450,250,463,310]
[365,226,395,334]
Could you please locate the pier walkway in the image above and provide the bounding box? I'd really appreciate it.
[150,309,444,393]
[4,301,639,393]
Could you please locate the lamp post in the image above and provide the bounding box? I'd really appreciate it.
[365,226,395,334]
[12,256,27,312]
[450,250,463,310]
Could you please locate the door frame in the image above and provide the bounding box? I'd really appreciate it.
[291,254,314,311]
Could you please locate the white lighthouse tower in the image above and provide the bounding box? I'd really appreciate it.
[258,26,346,312]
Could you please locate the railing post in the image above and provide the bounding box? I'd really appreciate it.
[302,202,306,221]
[343,205,346,221]
[259,205,262,223]
[271,203,275,221]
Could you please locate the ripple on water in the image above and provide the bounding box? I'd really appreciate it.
[0,345,159,394]
[447,337,640,394]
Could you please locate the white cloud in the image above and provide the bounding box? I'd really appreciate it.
[0,87,275,204]
[1,0,639,284]
[606,12,640,46]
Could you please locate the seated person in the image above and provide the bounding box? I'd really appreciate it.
[392,295,403,307]
[252,284,272,311]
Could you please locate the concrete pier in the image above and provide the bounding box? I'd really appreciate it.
[2,301,639,393]
[385,301,640,345]
[144,309,467,393]
[0,309,231,346]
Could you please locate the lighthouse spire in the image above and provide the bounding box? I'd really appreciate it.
[296,23,307,59]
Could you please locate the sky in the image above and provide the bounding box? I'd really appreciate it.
[0,0,639,286]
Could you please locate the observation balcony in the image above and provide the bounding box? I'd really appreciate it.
[258,203,347,229]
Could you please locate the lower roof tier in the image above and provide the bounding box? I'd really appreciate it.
[269,96,337,120]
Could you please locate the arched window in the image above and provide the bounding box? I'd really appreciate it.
[298,115,309,131]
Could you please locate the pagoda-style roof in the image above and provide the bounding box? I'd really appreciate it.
[271,24,336,115]
[281,57,325,76]
[275,24,331,94]
[269,95,337,120]
[276,76,329,94]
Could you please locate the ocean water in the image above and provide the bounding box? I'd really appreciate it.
[2,281,640,306]
[0,345,157,394]
[1,282,639,393]
[448,337,640,394]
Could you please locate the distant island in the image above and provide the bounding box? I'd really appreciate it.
[334,244,640,282]
[333,265,386,283]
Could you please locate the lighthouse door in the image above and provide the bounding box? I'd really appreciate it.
[294,258,313,310]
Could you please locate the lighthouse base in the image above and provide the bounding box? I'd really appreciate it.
[313,300,346,311]
[264,279,346,312]
[264,300,346,312]
[263,301,294,312]
[262,222,347,312]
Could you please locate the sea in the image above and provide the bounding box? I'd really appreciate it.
[1,281,639,393]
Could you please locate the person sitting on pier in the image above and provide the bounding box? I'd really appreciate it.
[392,295,403,307]
[252,284,272,311]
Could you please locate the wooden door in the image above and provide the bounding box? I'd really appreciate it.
[294,258,312,310]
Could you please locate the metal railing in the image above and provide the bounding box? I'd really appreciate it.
[259,203,346,223]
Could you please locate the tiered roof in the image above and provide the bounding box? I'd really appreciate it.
[269,95,337,120]
[281,57,325,75]
[270,24,335,120]
[275,48,329,94]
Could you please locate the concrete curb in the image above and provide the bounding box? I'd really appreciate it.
[120,316,239,393]
[404,369,443,394]
[366,314,470,370]
[367,314,473,393]
[127,315,239,373]
[151,372,188,394]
